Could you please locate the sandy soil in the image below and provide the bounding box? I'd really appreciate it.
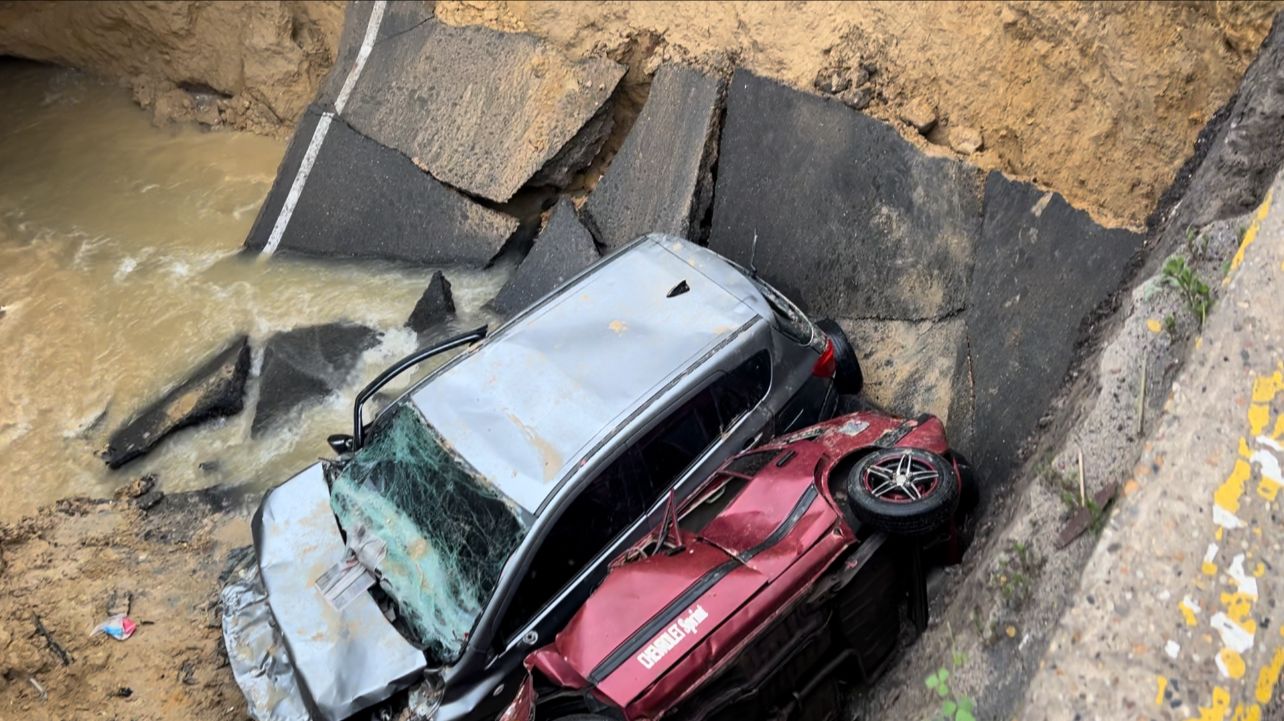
[438,0,1280,228]
[0,1,344,134]
[0,489,251,720]
[0,1,1273,225]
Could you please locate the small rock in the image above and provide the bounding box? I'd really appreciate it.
[112,687,133,698]
[135,489,165,511]
[813,69,851,95]
[841,88,872,111]
[853,64,874,87]
[949,125,984,154]
[115,474,156,500]
[899,98,938,135]
[179,659,197,685]
[405,271,455,335]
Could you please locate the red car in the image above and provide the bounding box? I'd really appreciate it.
[499,409,976,721]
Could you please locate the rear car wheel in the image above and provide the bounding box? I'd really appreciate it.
[815,319,863,395]
[844,448,960,536]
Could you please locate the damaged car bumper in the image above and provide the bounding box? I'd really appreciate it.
[220,463,427,721]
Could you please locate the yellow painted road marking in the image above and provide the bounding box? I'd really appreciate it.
[1228,191,1274,278]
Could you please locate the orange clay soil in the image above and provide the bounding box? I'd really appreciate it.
[438,0,1281,228]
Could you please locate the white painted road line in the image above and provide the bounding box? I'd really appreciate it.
[261,0,386,257]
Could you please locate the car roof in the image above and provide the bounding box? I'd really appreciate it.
[411,234,767,513]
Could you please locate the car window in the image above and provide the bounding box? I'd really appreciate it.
[495,351,772,642]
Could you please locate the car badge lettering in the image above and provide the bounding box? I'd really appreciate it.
[636,604,710,670]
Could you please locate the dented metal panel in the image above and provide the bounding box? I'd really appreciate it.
[253,463,426,721]
[412,235,761,513]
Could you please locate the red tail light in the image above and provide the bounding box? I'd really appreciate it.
[813,337,837,378]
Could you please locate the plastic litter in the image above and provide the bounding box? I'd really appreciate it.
[92,614,137,641]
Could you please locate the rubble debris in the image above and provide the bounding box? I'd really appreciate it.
[105,590,132,618]
[490,199,600,317]
[949,125,984,155]
[968,173,1142,484]
[584,64,724,248]
[1054,483,1118,549]
[32,614,71,666]
[709,70,979,321]
[813,69,851,95]
[899,98,938,135]
[134,489,165,511]
[340,17,625,202]
[244,108,516,266]
[405,271,456,335]
[113,474,155,500]
[251,324,381,437]
[101,336,251,469]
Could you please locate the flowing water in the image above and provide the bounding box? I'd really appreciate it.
[0,61,506,522]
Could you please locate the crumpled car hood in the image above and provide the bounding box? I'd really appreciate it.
[223,462,427,721]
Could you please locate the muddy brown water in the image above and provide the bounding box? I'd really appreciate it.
[0,62,506,522]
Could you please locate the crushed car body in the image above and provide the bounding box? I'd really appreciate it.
[221,234,866,721]
[510,410,975,721]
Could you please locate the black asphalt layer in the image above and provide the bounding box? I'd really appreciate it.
[968,172,1142,483]
[340,17,624,202]
[315,0,434,112]
[242,107,516,265]
[103,336,251,468]
[251,323,382,438]
[490,199,600,317]
[708,69,980,322]
[405,270,455,334]
[584,64,723,248]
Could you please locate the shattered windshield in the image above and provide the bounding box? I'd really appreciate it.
[329,403,530,662]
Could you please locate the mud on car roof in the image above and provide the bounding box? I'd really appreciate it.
[408,234,774,513]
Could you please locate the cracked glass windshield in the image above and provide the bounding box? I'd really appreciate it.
[330,403,529,662]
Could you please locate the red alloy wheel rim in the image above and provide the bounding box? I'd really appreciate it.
[863,450,941,504]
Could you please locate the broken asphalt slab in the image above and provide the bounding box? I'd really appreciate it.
[584,63,723,249]
[251,323,381,437]
[708,69,979,322]
[490,198,600,317]
[968,172,1142,485]
[102,336,251,469]
[243,107,516,265]
[339,12,625,203]
[405,270,455,335]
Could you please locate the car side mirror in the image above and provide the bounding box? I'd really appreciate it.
[327,434,355,456]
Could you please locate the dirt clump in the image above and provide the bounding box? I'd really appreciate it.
[0,1,344,134]
[438,0,1280,228]
[0,488,250,720]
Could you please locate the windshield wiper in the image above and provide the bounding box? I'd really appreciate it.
[330,326,488,453]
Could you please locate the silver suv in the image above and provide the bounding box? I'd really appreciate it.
[221,234,863,721]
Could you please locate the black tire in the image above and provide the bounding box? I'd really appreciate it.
[844,447,960,536]
[815,318,863,395]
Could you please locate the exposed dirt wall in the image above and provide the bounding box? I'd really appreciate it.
[438,0,1281,228]
[0,0,344,134]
